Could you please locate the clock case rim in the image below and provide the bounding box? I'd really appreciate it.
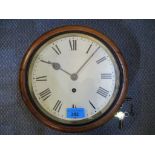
[27,33,121,126]
[19,25,128,132]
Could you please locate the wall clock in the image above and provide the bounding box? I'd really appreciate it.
[19,25,128,132]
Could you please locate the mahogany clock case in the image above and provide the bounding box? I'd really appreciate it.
[0,19,153,134]
[19,25,128,132]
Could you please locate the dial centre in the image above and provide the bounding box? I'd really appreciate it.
[70,73,78,81]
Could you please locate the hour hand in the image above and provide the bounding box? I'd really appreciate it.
[40,60,61,70]
[40,60,71,76]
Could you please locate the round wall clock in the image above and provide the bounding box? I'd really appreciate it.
[19,25,128,132]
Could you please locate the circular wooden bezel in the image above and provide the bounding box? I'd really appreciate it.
[19,25,128,132]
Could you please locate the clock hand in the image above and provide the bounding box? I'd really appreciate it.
[75,46,100,75]
[40,60,72,76]
[59,67,72,76]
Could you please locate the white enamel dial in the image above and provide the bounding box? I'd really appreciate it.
[28,33,120,125]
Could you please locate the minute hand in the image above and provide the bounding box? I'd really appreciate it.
[76,47,100,74]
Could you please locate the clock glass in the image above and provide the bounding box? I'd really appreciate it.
[27,32,121,125]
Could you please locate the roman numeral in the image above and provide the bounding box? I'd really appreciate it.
[89,100,96,109]
[72,104,76,108]
[52,45,61,55]
[96,57,106,64]
[101,73,112,79]
[35,76,47,81]
[97,87,109,98]
[69,39,77,51]
[39,88,51,101]
[86,43,93,54]
[53,100,62,112]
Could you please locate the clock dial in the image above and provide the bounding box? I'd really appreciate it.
[28,33,120,125]
[19,26,128,131]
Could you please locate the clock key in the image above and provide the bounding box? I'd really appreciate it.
[115,111,129,129]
